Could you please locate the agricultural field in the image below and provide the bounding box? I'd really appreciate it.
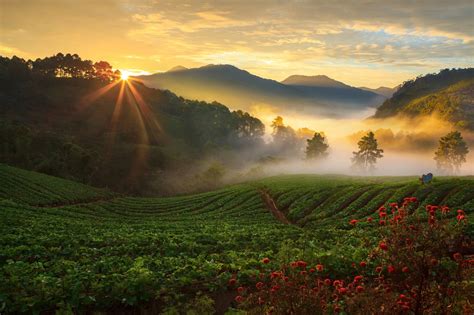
[0,164,473,314]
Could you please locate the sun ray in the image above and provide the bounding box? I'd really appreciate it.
[104,80,126,158]
[126,80,162,144]
[77,80,121,111]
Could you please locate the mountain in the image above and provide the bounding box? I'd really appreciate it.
[167,65,188,72]
[372,68,474,129]
[281,75,350,88]
[359,86,398,98]
[137,65,386,118]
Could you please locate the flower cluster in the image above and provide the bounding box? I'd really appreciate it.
[230,199,472,314]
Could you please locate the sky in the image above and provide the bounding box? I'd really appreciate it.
[1,0,473,88]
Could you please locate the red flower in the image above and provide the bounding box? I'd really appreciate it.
[356,285,364,293]
[354,275,363,282]
[379,211,387,218]
[387,265,395,273]
[359,261,367,268]
[402,266,409,273]
[228,278,236,286]
[338,287,348,294]
[300,270,307,276]
[324,278,332,286]
[296,260,307,268]
[235,295,244,303]
[367,217,373,222]
[316,264,324,271]
[379,242,388,251]
[375,266,382,273]
[256,282,264,290]
[379,206,386,212]
[389,202,398,208]
[349,219,358,226]
[453,252,462,261]
[457,214,466,222]
[237,286,244,293]
[270,271,281,279]
[379,219,386,226]
[309,268,315,273]
[409,197,417,202]
[262,257,270,264]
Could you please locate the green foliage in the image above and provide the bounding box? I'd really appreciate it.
[0,165,472,313]
[351,131,384,173]
[305,132,329,160]
[373,68,474,130]
[0,54,265,195]
[434,131,469,174]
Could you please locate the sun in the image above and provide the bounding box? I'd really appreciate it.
[121,72,129,81]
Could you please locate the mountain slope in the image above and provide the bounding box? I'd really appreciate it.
[0,55,265,195]
[137,65,386,118]
[359,86,398,98]
[372,68,474,129]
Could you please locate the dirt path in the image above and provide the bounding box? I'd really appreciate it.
[259,189,291,225]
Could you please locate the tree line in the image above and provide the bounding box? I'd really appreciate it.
[269,116,469,175]
[0,53,121,83]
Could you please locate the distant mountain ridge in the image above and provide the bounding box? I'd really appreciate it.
[372,68,474,130]
[137,64,386,118]
[359,86,398,98]
[281,75,350,88]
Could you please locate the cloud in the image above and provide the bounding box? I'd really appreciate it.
[1,0,473,88]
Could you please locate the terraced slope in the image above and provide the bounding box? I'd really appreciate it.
[0,164,116,206]
[0,165,473,314]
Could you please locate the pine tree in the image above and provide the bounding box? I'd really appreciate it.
[351,131,384,172]
[305,132,329,160]
[434,131,469,174]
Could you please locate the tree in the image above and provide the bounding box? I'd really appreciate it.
[351,131,383,172]
[434,131,469,174]
[305,132,329,159]
[270,116,299,154]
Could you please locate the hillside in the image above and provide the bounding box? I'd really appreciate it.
[137,65,386,118]
[373,68,474,129]
[1,164,473,313]
[0,55,265,195]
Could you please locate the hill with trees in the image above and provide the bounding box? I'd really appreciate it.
[0,54,266,195]
[372,68,474,129]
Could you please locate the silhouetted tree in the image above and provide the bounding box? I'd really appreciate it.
[434,131,469,174]
[306,132,329,160]
[94,61,115,81]
[352,131,384,172]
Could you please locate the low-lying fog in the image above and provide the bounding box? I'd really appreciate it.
[239,105,474,177]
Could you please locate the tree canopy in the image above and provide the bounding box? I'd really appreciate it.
[351,131,384,173]
[306,132,329,160]
[434,131,469,174]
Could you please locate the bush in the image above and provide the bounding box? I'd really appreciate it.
[230,198,473,314]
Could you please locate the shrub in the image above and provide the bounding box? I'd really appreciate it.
[232,198,473,314]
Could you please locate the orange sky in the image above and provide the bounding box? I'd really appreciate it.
[1,0,473,88]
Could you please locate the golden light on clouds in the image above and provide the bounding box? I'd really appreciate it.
[1,0,473,88]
